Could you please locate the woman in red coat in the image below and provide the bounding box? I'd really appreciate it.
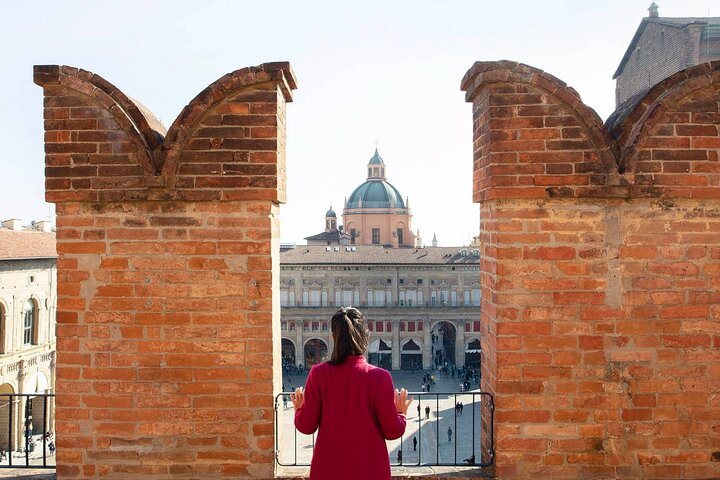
[292,307,412,480]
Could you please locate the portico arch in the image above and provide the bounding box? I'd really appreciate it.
[400,338,422,371]
[465,337,481,371]
[430,320,457,368]
[303,338,328,367]
[0,383,14,451]
[368,338,392,370]
[281,338,296,368]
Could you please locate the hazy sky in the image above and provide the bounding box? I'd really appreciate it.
[1,0,716,245]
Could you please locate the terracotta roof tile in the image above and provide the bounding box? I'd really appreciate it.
[280,245,480,265]
[0,230,57,260]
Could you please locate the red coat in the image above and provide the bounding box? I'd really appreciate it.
[294,355,406,480]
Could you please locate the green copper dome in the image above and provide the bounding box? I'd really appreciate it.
[347,180,406,209]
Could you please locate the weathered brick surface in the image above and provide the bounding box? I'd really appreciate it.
[463,61,720,479]
[35,63,296,479]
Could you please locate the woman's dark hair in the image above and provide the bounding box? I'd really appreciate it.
[329,307,369,365]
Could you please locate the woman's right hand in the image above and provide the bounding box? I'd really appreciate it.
[394,388,413,415]
[291,387,305,410]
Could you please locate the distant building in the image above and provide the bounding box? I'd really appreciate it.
[0,220,57,452]
[281,151,481,372]
[279,245,481,371]
[613,2,720,106]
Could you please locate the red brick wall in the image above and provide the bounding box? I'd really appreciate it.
[463,60,720,479]
[35,63,296,479]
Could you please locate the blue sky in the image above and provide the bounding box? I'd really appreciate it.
[0,0,716,245]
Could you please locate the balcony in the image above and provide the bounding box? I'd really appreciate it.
[274,391,493,476]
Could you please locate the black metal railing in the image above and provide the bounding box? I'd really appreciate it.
[0,394,55,468]
[274,391,493,468]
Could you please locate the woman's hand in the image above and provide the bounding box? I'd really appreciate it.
[291,387,305,410]
[394,388,413,415]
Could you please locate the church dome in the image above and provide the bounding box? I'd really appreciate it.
[347,180,406,209]
[325,207,336,217]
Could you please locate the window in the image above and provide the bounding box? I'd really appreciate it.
[397,228,403,245]
[281,322,287,331]
[408,321,415,332]
[417,279,423,285]
[368,322,374,332]
[303,321,309,331]
[450,291,457,306]
[312,322,319,331]
[376,321,384,333]
[372,228,380,244]
[23,299,37,345]
[464,291,471,306]
[322,322,328,332]
[473,321,481,332]
[290,322,296,331]
[399,279,404,285]
[350,229,356,245]
[386,322,392,333]
[418,321,423,331]
[472,289,481,306]
[374,290,385,307]
[400,322,405,331]
[310,290,321,307]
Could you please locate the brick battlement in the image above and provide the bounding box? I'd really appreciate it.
[463,60,720,479]
[35,63,296,478]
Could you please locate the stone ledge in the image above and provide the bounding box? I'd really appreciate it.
[277,465,494,479]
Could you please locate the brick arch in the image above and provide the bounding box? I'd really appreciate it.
[461,60,619,201]
[161,62,296,184]
[614,60,720,182]
[34,65,160,176]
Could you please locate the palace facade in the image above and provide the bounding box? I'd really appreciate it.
[0,220,57,452]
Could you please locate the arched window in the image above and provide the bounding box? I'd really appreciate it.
[23,299,38,346]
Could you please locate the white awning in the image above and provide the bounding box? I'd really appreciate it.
[465,349,481,353]
[24,372,50,394]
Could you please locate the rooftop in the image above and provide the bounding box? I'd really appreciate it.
[0,230,57,260]
[281,245,480,265]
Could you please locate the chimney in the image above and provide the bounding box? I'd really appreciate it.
[1,219,23,231]
[648,2,659,18]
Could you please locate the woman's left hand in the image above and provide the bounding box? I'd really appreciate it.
[394,388,413,415]
[291,387,305,410]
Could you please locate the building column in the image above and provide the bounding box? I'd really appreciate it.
[456,322,465,367]
[49,351,56,433]
[392,326,400,370]
[15,361,24,453]
[423,319,431,370]
[295,327,303,369]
